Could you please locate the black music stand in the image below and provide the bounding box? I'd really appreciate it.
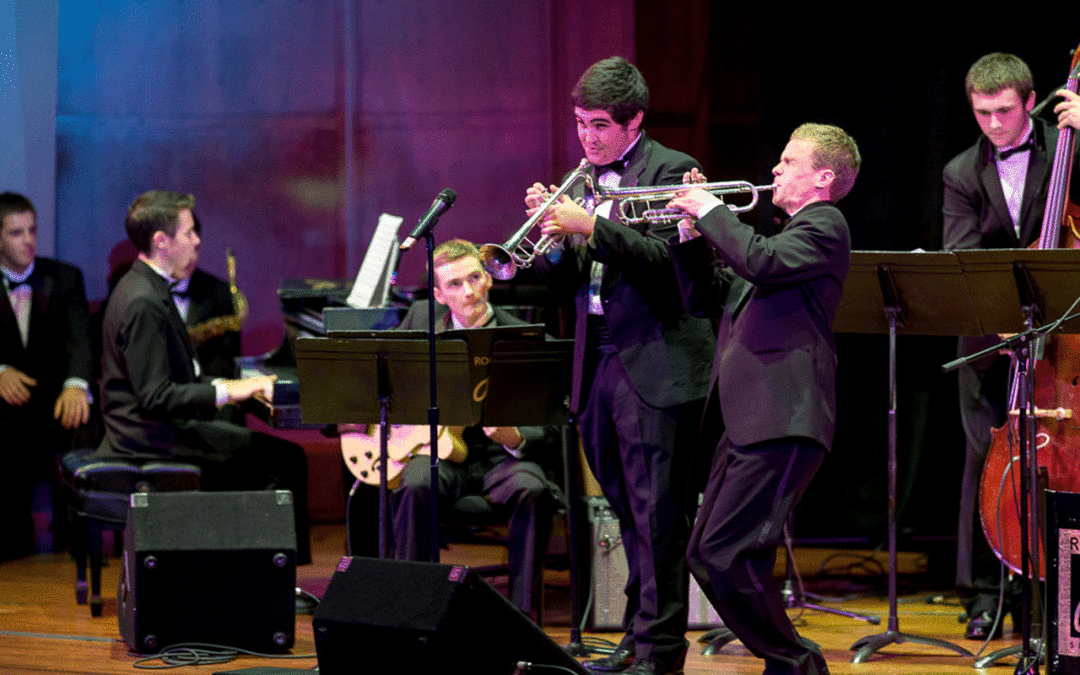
[835,251,977,663]
[297,331,586,638]
[478,338,597,650]
[949,249,1080,672]
[295,335,474,558]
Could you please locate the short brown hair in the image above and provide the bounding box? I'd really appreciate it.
[0,192,35,225]
[965,52,1034,104]
[571,56,649,126]
[791,123,861,202]
[125,190,195,254]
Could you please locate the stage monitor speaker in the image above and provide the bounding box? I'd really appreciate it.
[118,490,297,654]
[312,557,588,675]
[1047,490,1080,674]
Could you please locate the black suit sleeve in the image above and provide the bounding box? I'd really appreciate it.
[669,235,732,319]
[695,203,848,286]
[588,154,699,277]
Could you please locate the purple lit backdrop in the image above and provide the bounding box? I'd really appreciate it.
[55,0,632,355]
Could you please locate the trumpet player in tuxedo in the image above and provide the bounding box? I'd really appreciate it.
[667,123,860,675]
[525,56,715,675]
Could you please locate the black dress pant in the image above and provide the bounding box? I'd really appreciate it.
[577,352,696,667]
[391,456,555,615]
[955,337,1012,613]
[686,435,827,675]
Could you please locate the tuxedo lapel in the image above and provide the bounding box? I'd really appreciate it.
[135,261,200,378]
[1018,140,1051,246]
[978,158,1017,245]
[25,268,54,352]
[730,276,754,317]
[0,287,20,351]
[162,284,199,373]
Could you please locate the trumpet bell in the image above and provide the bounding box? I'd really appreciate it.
[478,243,517,281]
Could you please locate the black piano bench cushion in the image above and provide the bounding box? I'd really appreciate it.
[60,449,202,523]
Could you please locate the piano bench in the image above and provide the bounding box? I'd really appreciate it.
[59,449,201,617]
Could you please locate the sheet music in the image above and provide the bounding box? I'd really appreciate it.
[347,213,403,308]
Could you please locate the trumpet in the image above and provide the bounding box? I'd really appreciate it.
[597,180,776,224]
[479,159,593,281]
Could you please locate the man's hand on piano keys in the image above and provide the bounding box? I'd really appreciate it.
[222,374,277,406]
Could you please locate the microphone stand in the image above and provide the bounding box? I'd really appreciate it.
[422,232,442,562]
[948,299,1080,673]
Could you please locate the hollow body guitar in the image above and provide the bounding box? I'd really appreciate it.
[341,425,467,489]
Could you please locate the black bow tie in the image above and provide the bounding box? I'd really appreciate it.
[997,139,1034,161]
[596,158,627,175]
[169,281,190,298]
[3,276,29,292]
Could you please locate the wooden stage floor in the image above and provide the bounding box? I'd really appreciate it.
[0,523,1030,674]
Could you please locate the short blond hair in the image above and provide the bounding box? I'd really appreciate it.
[432,238,480,269]
[791,123,861,201]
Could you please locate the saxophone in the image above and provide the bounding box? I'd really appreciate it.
[188,249,248,347]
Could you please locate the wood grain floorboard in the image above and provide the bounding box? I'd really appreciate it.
[0,524,1028,674]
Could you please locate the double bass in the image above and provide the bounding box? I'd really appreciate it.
[979,50,1080,580]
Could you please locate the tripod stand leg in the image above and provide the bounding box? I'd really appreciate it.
[850,630,974,664]
[780,517,880,625]
[972,638,1042,672]
[698,627,737,655]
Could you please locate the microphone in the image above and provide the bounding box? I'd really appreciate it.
[400,188,457,251]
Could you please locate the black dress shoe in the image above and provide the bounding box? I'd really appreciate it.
[584,646,635,672]
[621,659,684,675]
[965,610,1003,640]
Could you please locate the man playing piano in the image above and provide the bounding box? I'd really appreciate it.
[94,189,311,564]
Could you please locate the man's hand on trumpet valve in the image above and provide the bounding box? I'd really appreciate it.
[668,186,723,221]
[674,169,708,242]
[525,182,558,216]
[540,195,597,238]
[683,168,708,185]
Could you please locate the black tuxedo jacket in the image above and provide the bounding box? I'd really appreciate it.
[670,201,850,451]
[533,132,716,412]
[0,257,92,416]
[943,117,1066,251]
[97,260,250,462]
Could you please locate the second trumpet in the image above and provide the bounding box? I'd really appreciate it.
[599,180,776,224]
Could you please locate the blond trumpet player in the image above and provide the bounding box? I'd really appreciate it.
[525,56,714,675]
[667,123,860,675]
